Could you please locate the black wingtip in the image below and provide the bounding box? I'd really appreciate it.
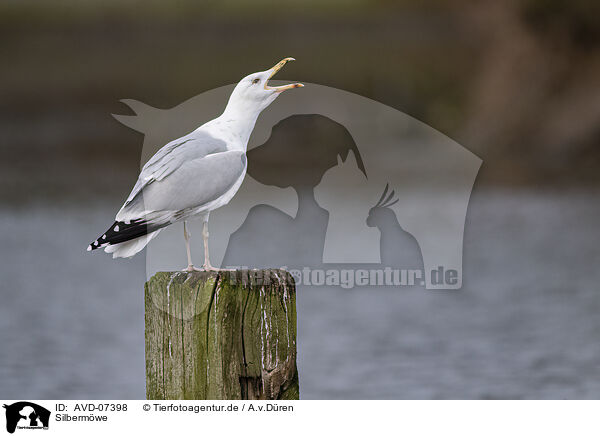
[87,238,103,252]
[89,219,152,251]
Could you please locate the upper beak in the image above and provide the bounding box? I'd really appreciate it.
[265,57,304,92]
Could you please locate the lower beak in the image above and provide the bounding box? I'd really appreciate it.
[265,57,304,92]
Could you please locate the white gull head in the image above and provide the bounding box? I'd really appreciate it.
[217,58,304,134]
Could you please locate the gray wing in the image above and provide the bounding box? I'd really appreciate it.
[139,151,246,214]
[122,130,227,208]
[116,130,244,222]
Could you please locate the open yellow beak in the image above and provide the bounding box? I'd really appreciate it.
[265,57,304,92]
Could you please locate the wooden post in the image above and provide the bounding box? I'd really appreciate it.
[144,269,298,400]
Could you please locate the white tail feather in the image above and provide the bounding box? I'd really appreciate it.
[104,229,161,259]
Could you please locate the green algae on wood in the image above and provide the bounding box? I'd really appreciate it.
[144,269,298,400]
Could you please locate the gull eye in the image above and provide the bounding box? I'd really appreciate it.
[252,78,260,84]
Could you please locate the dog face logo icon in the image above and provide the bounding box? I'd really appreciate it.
[3,402,50,434]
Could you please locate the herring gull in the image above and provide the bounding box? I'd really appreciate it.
[87,57,303,271]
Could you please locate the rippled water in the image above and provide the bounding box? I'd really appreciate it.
[1,190,599,399]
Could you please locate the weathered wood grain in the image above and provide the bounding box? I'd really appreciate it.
[145,269,298,400]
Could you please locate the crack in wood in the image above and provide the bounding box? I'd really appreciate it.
[145,270,298,400]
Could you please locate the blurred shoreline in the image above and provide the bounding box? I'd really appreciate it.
[2,0,599,204]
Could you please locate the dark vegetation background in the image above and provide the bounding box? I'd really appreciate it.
[1,0,599,399]
[2,0,599,205]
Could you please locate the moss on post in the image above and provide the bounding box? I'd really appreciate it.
[144,269,298,400]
